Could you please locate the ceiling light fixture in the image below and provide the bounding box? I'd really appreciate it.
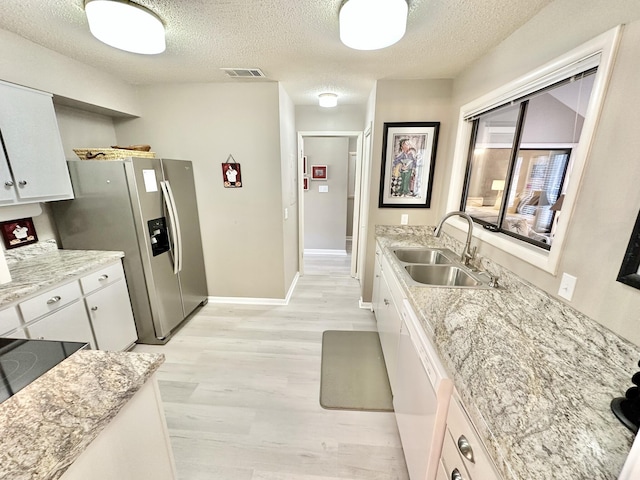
[84,0,166,55]
[339,0,408,51]
[318,93,338,108]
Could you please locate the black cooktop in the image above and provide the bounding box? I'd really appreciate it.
[0,338,88,404]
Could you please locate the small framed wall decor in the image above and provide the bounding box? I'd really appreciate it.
[303,156,307,175]
[222,154,242,188]
[311,165,327,180]
[0,217,38,249]
[303,177,309,191]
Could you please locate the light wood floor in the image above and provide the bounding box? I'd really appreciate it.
[134,251,408,480]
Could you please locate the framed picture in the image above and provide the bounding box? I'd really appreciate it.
[617,208,640,290]
[303,177,309,191]
[303,156,307,175]
[222,162,242,188]
[311,165,327,180]
[378,122,440,208]
[0,217,38,249]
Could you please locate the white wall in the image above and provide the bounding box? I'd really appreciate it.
[440,0,640,346]
[278,84,299,292]
[361,79,454,302]
[114,82,289,299]
[296,105,366,131]
[0,29,139,116]
[54,104,119,160]
[303,137,349,251]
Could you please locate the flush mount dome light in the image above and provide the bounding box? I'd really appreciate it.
[339,0,408,50]
[318,93,338,108]
[85,0,166,55]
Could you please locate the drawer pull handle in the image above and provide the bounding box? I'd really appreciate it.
[457,435,475,463]
[4,181,13,187]
[383,298,390,306]
[46,296,62,305]
[98,274,109,281]
[451,468,464,480]
[91,306,98,311]
[18,180,27,186]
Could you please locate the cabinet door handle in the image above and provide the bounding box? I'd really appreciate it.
[98,274,109,281]
[457,435,475,463]
[18,180,27,186]
[4,180,13,187]
[383,299,390,306]
[91,306,98,311]
[451,468,464,480]
[46,295,62,305]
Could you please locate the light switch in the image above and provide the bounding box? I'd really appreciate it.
[401,214,409,225]
[319,185,329,193]
[558,273,577,301]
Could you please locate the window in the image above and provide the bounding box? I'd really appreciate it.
[461,70,596,250]
[445,26,621,274]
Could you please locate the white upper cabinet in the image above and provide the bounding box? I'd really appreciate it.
[0,81,73,203]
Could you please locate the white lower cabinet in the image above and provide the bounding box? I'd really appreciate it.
[436,460,449,480]
[85,278,137,351]
[376,270,402,391]
[60,375,177,480]
[442,393,503,480]
[375,249,405,392]
[1,260,137,351]
[0,307,21,336]
[26,301,96,349]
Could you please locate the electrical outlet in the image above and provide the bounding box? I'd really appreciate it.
[400,214,409,225]
[558,273,577,301]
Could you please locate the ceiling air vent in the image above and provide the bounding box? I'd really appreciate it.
[221,68,266,78]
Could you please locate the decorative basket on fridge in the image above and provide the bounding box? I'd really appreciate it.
[73,146,156,160]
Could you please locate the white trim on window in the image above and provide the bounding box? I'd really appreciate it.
[446,25,622,275]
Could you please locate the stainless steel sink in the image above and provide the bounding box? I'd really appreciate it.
[404,265,482,287]
[392,247,455,265]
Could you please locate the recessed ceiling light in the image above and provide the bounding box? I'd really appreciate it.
[339,0,408,51]
[85,0,166,55]
[319,93,338,108]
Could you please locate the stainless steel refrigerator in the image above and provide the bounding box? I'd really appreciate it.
[51,157,208,344]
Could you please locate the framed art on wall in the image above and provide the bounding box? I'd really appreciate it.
[0,217,38,249]
[303,177,309,191]
[222,162,242,188]
[311,165,327,180]
[378,122,440,208]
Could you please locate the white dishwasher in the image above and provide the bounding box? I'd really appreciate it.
[394,299,453,480]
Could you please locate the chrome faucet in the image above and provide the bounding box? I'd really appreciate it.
[434,211,477,267]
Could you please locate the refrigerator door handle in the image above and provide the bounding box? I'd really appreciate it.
[160,180,181,274]
[163,179,184,273]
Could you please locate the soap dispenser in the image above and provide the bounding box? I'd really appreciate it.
[611,360,640,433]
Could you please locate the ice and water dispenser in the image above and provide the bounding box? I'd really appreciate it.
[148,217,170,256]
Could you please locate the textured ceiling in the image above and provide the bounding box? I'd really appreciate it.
[0,0,553,105]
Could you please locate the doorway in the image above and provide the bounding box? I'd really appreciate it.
[297,131,365,279]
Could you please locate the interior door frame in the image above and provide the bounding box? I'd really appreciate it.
[297,130,363,277]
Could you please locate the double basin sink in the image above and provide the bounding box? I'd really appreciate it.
[392,247,493,289]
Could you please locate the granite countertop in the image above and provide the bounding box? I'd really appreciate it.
[375,225,640,480]
[0,349,164,480]
[0,240,124,308]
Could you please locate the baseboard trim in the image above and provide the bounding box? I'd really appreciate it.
[208,273,300,306]
[285,272,300,304]
[359,298,373,310]
[304,249,348,256]
[208,296,288,306]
